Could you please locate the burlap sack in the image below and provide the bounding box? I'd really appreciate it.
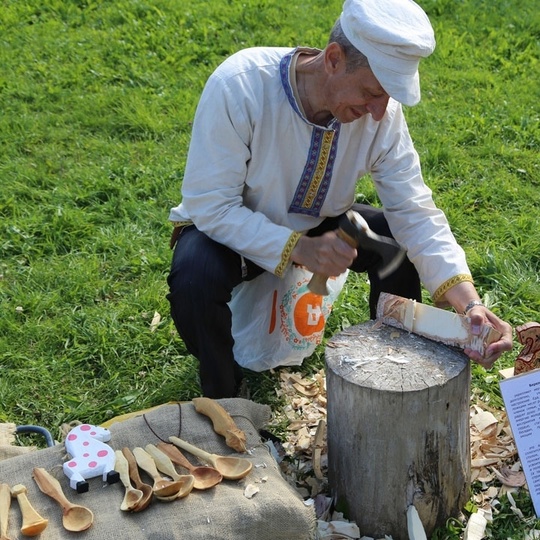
[0,423,37,460]
[0,399,316,539]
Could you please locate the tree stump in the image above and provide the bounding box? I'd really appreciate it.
[326,322,470,539]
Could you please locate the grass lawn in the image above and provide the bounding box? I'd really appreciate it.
[1,0,539,537]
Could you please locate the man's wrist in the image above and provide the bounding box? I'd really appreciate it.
[463,299,484,315]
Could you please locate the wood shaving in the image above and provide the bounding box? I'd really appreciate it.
[317,520,361,539]
[149,311,161,332]
[463,511,488,540]
[243,483,259,499]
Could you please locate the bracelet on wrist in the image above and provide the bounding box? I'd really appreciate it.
[463,300,484,315]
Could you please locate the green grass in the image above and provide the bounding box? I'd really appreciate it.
[1,0,539,536]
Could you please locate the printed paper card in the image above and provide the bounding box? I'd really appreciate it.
[500,368,540,517]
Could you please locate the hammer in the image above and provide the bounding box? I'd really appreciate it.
[307,210,407,296]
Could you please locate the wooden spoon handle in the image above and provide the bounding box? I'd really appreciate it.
[193,397,247,452]
[32,468,71,509]
[0,483,11,538]
[132,447,161,481]
[144,445,181,480]
[156,443,195,472]
[168,436,214,464]
[121,447,145,487]
[114,450,133,489]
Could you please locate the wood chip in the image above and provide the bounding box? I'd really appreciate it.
[491,466,526,488]
[312,419,326,480]
[149,311,161,332]
[470,410,498,435]
[463,512,487,540]
[243,484,259,499]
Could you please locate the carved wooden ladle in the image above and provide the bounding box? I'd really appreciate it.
[0,483,13,540]
[169,436,252,481]
[132,447,185,499]
[156,442,223,490]
[32,468,93,532]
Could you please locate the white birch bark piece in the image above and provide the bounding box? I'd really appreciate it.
[376,293,501,356]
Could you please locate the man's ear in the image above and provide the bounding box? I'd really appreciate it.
[325,42,345,73]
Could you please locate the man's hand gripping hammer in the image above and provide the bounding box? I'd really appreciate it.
[307,210,407,296]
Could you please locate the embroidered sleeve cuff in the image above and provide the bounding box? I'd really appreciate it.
[275,232,303,278]
[432,274,474,304]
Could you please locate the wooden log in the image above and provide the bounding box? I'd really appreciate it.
[326,322,470,539]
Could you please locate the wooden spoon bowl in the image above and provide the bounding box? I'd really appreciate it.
[156,442,223,490]
[154,475,196,502]
[62,505,95,532]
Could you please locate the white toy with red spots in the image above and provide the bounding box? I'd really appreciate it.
[63,423,120,493]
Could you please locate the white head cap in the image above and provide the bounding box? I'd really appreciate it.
[339,0,435,106]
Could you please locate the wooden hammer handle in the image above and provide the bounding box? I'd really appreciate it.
[307,228,357,296]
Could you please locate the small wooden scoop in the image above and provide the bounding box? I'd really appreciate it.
[0,483,13,540]
[32,468,93,532]
[114,450,143,511]
[156,442,223,490]
[11,484,49,536]
[144,445,194,500]
[169,436,252,480]
[121,447,153,512]
[132,447,184,498]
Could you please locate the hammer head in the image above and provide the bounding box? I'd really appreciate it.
[339,210,406,279]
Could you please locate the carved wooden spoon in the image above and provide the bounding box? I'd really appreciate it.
[114,450,143,511]
[121,447,153,512]
[32,468,93,532]
[0,483,13,540]
[11,484,49,536]
[144,445,194,500]
[132,447,184,498]
[156,442,223,490]
[169,436,252,480]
